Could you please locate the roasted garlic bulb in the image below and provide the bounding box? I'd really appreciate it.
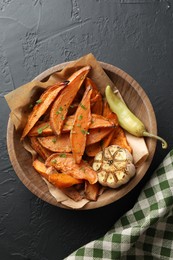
[92,145,136,188]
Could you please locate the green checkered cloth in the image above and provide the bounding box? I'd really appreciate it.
[66,150,173,260]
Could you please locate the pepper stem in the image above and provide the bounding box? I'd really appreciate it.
[143,131,168,149]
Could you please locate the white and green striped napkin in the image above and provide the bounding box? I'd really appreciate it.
[66,150,173,260]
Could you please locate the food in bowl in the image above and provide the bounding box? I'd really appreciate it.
[21,65,137,202]
[6,53,162,209]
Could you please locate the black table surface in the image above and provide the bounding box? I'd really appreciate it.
[1,1,173,259]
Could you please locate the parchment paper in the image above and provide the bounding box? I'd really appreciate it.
[5,53,149,209]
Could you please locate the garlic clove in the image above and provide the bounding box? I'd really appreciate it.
[97,171,108,186]
[93,161,102,171]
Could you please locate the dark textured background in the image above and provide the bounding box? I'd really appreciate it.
[1,1,173,259]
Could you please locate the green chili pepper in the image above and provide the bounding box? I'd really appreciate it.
[105,85,167,149]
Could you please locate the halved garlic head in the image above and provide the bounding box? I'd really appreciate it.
[92,145,136,188]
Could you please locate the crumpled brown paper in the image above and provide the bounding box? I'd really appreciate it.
[5,53,149,209]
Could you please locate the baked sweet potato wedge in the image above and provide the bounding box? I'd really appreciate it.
[45,153,98,184]
[32,158,50,178]
[28,114,115,137]
[61,186,84,201]
[37,133,71,153]
[50,66,91,135]
[28,121,52,136]
[45,173,83,189]
[85,181,100,201]
[100,101,119,149]
[89,114,115,129]
[70,85,92,164]
[33,159,82,188]
[103,100,119,126]
[85,142,102,157]
[63,113,115,132]
[30,136,52,160]
[86,128,113,146]
[110,126,132,153]
[36,127,118,154]
[85,77,103,115]
[21,82,66,140]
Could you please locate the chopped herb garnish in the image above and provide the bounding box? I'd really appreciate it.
[37,124,49,134]
[70,105,74,108]
[52,138,57,143]
[37,128,43,134]
[78,115,83,120]
[61,115,65,120]
[29,104,33,109]
[51,159,57,163]
[81,167,86,172]
[36,99,42,104]
[56,106,63,115]
[81,129,90,135]
[77,124,81,127]
[59,153,66,158]
[80,103,87,110]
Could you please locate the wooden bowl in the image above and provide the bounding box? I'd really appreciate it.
[7,61,157,209]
